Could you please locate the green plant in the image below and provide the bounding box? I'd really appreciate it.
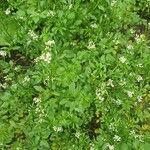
[0,0,150,149]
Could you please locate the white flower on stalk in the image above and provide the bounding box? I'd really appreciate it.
[129,130,136,136]
[0,83,7,89]
[89,143,95,150]
[45,40,55,47]
[109,123,116,131]
[87,41,96,49]
[75,132,81,139]
[127,44,133,50]
[113,135,121,142]
[107,143,115,150]
[0,51,7,57]
[127,91,134,98]
[119,56,126,63]
[136,75,143,82]
[107,79,114,87]
[115,99,122,106]
[137,96,142,102]
[28,30,38,40]
[137,63,143,68]
[96,88,104,102]
[35,52,52,64]
[53,126,63,132]
[23,76,30,83]
[33,97,41,104]
[5,8,11,15]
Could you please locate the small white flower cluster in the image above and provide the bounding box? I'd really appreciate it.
[0,83,8,89]
[96,88,105,102]
[75,132,81,139]
[0,51,7,57]
[87,41,96,49]
[107,79,114,88]
[127,91,134,98]
[137,95,142,102]
[113,135,121,142]
[107,143,114,150]
[89,143,95,150]
[45,40,55,47]
[119,56,126,63]
[96,83,106,102]
[28,30,38,40]
[137,63,143,68]
[22,76,30,84]
[35,52,52,64]
[136,75,143,82]
[4,75,12,81]
[109,123,117,131]
[115,99,122,106]
[33,97,41,104]
[135,34,145,43]
[33,97,45,123]
[53,126,63,132]
[5,8,11,15]
[129,130,143,141]
[127,44,133,50]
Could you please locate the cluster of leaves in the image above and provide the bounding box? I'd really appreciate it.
[0,0,150,149]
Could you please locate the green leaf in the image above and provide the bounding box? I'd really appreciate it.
[34,86,44,92]
[68,12,75,19]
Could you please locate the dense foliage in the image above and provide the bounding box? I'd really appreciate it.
[0,0,150,149]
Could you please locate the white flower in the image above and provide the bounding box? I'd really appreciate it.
[45,40,55,47]
[0,51,7,57]
[137,63,143,68]
[5,8,11,15]
[136,75,143,82]
[129,130,136,136]
[119,56,126,63]
[115,99,122,105]
[137,96,142,102]
[23,76,30,82]
[113,135,121,142]
[35,52,52,64]
[127,91,134,98]
[28,30,38,40]
[96,89,104,102]
[127,44,133,50]
[87,41,96,49]
[135,34,145,43]
[75,132,81,139]
[89,143,95,150]
[107,143,115,150]
[53,126,63,132]
[33,97,41,104]
[109,123,116,131]
[107,79,114,87]
[90,23,98,28]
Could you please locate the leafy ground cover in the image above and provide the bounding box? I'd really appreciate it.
[0,0,150,149]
